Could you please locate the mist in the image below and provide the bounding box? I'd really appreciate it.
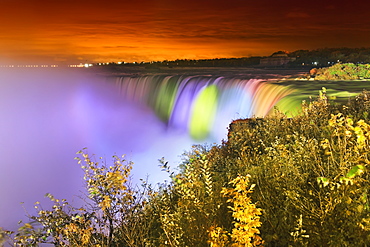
[0,68,195,230]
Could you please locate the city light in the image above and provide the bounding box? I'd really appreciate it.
[0,64,59,68]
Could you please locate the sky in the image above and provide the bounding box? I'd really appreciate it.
[1,0,370,64]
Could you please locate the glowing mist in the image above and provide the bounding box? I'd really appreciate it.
[0,69,194,230]
[0,69,293,231]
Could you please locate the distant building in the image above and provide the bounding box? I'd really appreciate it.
[260,53,296,67]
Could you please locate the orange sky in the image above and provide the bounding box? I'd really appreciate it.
[1,0,370,64]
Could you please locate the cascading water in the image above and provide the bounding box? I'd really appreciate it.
[114,75,295,141]
[0,68,294,231]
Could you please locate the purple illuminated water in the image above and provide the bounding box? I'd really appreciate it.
[0,69,196,231]
[0,68,293,231]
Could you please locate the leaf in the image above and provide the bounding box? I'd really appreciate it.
[346,165,365,178]
[317,177,329,187]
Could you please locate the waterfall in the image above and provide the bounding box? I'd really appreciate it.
[114,75,294,140]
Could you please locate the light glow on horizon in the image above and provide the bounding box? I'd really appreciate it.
[1,0,369,64]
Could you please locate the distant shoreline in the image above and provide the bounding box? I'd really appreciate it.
[0,65,308,80]
[87,66,308,79]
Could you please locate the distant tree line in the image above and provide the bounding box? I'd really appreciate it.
[146,57,264,68]
[96,47,370,68]
[289,47,370,67]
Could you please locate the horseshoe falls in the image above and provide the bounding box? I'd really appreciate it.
[114,75,294,141]
[0,68,295,231]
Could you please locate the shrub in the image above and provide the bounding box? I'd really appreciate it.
[224,90,370,246]
[6,150,155,246]
[313,63,370,80]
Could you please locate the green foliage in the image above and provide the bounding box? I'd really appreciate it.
[150,148,263,247]
[0,227,10,246]
[5,151,155,246]
[224,90,370,246]
[313,63,370,80]
[152,146,229,246]
[220,175,264,246]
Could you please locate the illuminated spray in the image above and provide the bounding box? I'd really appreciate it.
[0,69,294,231]
[115,75,294,140]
